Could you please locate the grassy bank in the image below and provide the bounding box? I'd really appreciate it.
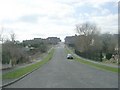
[65,47,118,73]
[3,48,55,79]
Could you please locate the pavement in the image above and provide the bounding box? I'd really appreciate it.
[4,43,118,88]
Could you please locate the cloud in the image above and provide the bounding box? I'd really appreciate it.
[0,0,118,41]
[18,14,40,23]
[91,14,118,34]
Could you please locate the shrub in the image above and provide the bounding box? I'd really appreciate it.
[106,53,112,60]
[2,41,29,65]
[75,49,103,62]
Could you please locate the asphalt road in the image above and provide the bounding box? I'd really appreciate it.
[6,43,118,88]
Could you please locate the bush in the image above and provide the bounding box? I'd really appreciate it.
[106,53,112,60]
[2,41,29,65]
[75,49,103,62]
[2,51,11,64]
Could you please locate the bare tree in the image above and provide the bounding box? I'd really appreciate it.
[75,22,100,52]
[75,22,98,36]
[10,32,16,42]
[0,27,4,43]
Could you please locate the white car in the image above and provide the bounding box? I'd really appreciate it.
[67,54,73,59]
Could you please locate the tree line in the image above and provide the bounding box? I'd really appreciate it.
[1,32,56,67]
[65,22,119,63]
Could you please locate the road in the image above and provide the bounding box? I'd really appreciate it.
[6,43,118,88]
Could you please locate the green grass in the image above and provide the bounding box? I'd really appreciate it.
[65,47,118,73]
[3,48,55,79]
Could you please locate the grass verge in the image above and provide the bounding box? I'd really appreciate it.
[3,48,55,79]
[65,47,118,73]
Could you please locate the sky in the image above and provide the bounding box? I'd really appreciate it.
[0,0,118,42]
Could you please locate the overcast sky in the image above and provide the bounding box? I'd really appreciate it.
[0,0,118,42]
